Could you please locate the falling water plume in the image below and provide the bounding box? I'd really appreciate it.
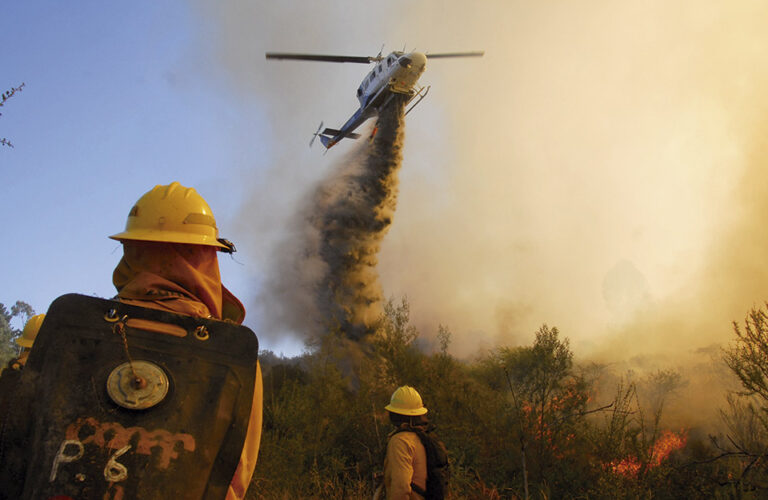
[311,97,408,339]
[259,95,408,342]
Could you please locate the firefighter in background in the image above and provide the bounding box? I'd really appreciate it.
[0,313,44,378]
[383,386,429,500]
[0,314,45,430]
[14,313,45,368]
[109,181,262,500]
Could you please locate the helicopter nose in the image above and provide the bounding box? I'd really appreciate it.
[409,52,427,75]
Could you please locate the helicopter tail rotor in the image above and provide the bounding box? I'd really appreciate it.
[310,121,324,148]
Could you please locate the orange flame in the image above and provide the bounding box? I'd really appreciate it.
[519,384,588,459]
[609,430,687,478]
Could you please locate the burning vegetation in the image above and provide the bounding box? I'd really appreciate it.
[244,301,768,498]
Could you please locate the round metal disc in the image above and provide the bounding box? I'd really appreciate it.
[106,360,169,410]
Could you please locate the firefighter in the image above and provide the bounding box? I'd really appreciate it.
[109,181,262,500]
[0,313,44,382]
[383,385,429,500]
[13,313,45,368]
[0,313,45,376]
[0,314,45,443]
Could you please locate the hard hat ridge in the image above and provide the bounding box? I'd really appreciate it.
[109,181,233,251]
[385,385,428,416]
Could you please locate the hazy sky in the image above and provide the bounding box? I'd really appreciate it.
[4,1,768,362]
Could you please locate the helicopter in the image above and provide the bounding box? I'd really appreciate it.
[265,48,484,149]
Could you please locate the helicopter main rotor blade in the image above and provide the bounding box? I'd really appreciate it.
[265,53,374,64]
[425,51,485,59]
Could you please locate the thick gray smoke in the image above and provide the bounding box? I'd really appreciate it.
[257,99,407,341]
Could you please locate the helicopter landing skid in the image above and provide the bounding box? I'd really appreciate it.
[405,85,430,116]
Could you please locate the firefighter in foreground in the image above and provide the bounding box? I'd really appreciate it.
[383,386,430,500]
[109,181,262,500]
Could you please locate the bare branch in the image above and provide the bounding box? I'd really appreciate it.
[0,83,25,106]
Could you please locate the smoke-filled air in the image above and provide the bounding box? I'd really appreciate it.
[173,1,768,496]
[197,1,768,364]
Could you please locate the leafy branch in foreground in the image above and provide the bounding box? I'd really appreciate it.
[725,306,768,402]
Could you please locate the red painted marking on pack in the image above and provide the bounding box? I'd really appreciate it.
[65,417,195,469]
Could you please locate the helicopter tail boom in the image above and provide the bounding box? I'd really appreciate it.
[321,128,361,140]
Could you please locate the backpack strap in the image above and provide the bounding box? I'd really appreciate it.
[392,423,429,436]
[410,481,427,497]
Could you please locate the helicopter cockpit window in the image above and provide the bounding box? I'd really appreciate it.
[357,87,362,96]
[388,56,394,66]
[399,57,412,68]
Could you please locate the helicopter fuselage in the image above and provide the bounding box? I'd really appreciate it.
[317,52,427,149]
[357,51,427,107]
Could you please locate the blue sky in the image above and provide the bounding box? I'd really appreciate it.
[1,3,281,348]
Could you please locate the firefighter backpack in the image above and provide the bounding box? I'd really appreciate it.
[394,426,450,500]
[0,294,259,500]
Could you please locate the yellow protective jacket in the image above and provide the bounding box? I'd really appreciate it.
[384,427,427,500]
[113,241,262,500]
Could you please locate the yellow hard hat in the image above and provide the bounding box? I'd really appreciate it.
[109,182,234,252]
[16,314,45,349]
[385,386,428,416]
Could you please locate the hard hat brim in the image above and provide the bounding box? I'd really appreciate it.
[385,404,428,416]
[110,230,230,250]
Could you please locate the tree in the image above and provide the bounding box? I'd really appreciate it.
[717,305,768,491]
[725,306,768,403]
[370,297,423,387]
[496,325,590,496]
